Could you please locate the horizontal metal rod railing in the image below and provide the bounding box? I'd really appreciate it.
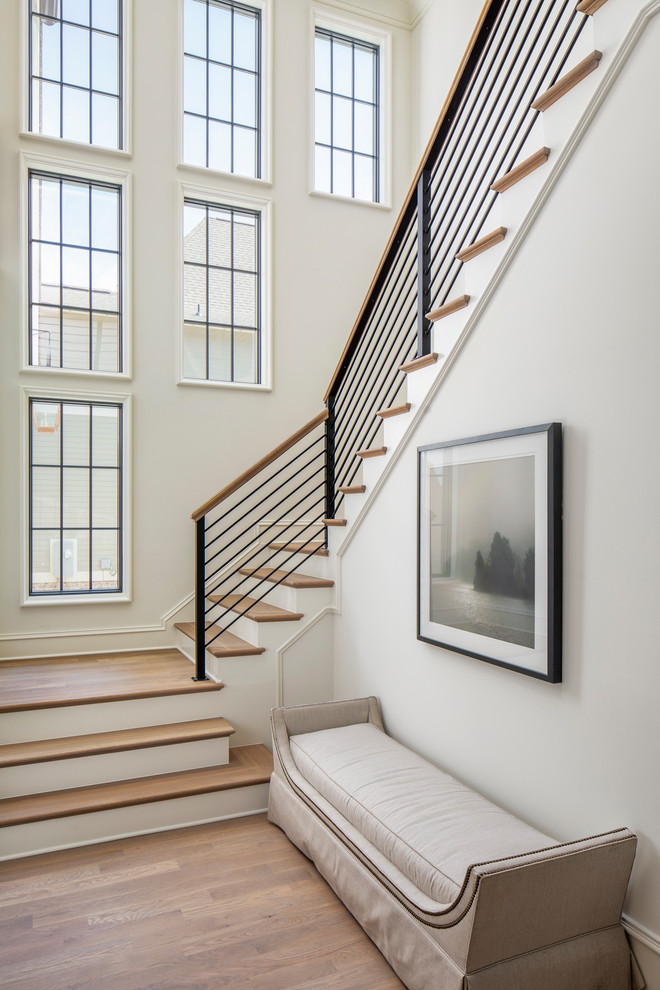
[204,444,325,564]
[326,0,586,514]
[323,0,507,405]
[204,471,325,593]
[192,412,328,677]
[190,0,592,681]
[191,410,328,522]
[204,501,327,645]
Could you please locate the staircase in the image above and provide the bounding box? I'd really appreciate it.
[4,0,652,861]
[0,650,272,860]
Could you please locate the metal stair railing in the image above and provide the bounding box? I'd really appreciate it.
[324,0,588,516]
[190,412,328,680]
[190,0,592,679]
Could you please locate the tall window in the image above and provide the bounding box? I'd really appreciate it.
[182,199,261,384]
[28,170,122,373]
[29,0,122,149]
[183,0,261,178]
[314,28,379,203]
[29,398,122,595]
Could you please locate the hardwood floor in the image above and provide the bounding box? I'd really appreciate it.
[0,813,405,990]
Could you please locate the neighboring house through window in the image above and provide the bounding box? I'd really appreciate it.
[183,0,262,178]
[182,198,261,384]
[314,27,379,202]
[29,397,122,595]
[29,0,123,149]
[28,169,122,373]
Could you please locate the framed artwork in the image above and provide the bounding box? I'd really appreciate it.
[417,423,562,681]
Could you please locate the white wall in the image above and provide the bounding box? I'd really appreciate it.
[411,0,485,161]
[333,8,660,986]
[0,0,412,657]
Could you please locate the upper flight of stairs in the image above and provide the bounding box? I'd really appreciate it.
[0,649,273,861]
[321,0,621,552]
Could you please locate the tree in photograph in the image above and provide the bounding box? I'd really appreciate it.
[473,532,535,601]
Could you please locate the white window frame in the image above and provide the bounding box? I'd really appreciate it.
[20,150,132,380]
[21,0,132,156]
[310,7,391,209]
[21,384,133,606]
[178,0,272,186]
[177,181,272,390]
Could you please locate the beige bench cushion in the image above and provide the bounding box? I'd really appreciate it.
[290,721,557,905]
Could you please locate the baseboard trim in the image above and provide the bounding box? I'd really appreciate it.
[624,914,660,957]
[0,592,195,650]
[0,805,268,862]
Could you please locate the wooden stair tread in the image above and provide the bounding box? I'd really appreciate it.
[376,403,411,419]
[268,541,328,556]
[239,567,334,589]
[322,518,347,527]
[338,485,366,494]
[491,148,550,193]
[174,622,265,658]
[0,649,222,714]
[531,51,602,112]
[206,593,303,622]
[426,295,470,322]
[0,718,236,769]
[356,447,387,459]
[577,0,608,13]
[456,227,507,263]
[0,745,273,828]
[400,353,438,374]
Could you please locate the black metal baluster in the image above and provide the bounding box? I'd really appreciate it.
[417,169,432,357]
[194,516,208,681]
[325,396,336,524]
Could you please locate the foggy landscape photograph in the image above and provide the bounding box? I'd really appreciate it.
[426,454,536,649]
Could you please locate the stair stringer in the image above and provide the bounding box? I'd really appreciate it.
[326,0,660,571]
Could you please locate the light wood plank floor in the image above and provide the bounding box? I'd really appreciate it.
[0,814,406,990]
[0,649,221,713]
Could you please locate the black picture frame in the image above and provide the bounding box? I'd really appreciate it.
[417,423,562,682]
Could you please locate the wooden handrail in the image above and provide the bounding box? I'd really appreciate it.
[323,0,500,403]
[190,410,329,522]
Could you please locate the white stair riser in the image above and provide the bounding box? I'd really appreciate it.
[404,362,442,407]
[0,784,269,862]
[381,411,413,451]
[212,574,333,614]
[360,451,392,490]
[0,736,230,798]
[462,236,509,296]
[269,549,332,579]
[341,491,367,526]
[326,527,347,555]
[205,611,305,650]
[595,0,641,55]
[0,692,223,746]
[496,164,549,232]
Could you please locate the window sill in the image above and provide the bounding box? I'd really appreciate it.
[19,131,132,159]
[178,377,272,393]
[308,188,392,211]
[20,366,132,382]
[22,593,131,607]
[177,161,273,189]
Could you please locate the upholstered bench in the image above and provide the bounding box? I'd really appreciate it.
[269,696,643,990]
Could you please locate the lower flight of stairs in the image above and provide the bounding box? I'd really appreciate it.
[0,649,273,861]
